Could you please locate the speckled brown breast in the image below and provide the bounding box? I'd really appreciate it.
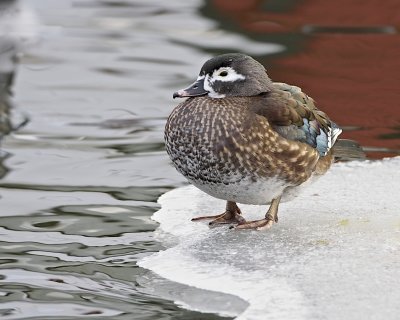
[165,96,321,190]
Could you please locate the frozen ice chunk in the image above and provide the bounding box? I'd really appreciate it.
[139,157,400,320]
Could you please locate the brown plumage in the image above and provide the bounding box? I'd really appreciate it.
[166,95,321,186]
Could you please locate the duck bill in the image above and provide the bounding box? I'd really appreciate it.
[173,77,208,99]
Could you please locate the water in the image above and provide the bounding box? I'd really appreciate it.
[0,0,399,319]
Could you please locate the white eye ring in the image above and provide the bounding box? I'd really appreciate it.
[211,67,245,83]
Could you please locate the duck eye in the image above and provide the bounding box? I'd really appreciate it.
[219,71,228,77]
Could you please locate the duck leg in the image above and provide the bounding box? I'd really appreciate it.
[192,201,246,226]
[233,196,281,231]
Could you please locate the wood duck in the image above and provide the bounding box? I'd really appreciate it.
[165,53,344,230]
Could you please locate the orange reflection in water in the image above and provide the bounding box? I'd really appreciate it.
[210,0,400,158]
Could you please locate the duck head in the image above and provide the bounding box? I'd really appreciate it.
[173,53,273,99]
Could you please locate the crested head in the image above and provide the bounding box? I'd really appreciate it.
[173,53,273,99]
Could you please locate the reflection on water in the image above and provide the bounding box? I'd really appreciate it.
[0,0,399,319]
[0,0,35,140]
[201,0,400,158]
[0,0,237,319]
[0,0,32,183]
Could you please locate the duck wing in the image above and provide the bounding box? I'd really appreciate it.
[251,82,342,156]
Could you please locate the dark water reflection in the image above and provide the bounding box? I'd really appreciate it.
[0,0,399,319]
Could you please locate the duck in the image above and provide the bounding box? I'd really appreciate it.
[165,53,355,230]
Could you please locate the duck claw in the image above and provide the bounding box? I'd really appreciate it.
[230,218,274,231]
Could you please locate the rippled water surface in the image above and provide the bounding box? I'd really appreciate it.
[0,0,399,319]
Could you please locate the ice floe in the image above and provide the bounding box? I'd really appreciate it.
[139,157,400,319]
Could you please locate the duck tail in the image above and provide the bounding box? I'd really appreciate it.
[332,139,366,161]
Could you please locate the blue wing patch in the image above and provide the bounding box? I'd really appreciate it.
[301,119,342,156]
[269,82,343,156]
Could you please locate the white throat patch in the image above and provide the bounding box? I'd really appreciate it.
[203,75,225,98]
